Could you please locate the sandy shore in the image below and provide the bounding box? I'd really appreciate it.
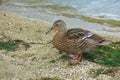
[0,11,120,80]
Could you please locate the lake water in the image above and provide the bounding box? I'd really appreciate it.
[0,0,120,40]
[1,0,120,20]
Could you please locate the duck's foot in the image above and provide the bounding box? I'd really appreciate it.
[70,60,80,64]
[68,54,77,60]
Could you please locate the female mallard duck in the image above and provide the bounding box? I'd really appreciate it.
[46,20,106,63]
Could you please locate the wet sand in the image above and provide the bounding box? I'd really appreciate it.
[0,11,120,80]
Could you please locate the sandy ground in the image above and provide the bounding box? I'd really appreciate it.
[0,11,120,80]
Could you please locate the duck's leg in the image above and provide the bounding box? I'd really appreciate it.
[77,53,83,62]
[70,53,83,63]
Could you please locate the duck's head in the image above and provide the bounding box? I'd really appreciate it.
[46,20,67,34]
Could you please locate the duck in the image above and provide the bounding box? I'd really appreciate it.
[46,20,107,63]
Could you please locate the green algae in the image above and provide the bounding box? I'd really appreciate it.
[80,16,120,27]
[49,59,56,63]
[0,39,30,51]
[0,41,17,51]
[26,4,76,11]
[40,4,76,11]
[62,13,77,18]
[40,77,61,80]
[62,13,120,27]
[97,16,105,18]
[41,56,47,60]
[20,0,49,4]
[84,42,120,67]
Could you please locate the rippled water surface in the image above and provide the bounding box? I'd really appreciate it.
[0,0,120,27]
[1,0,120,20]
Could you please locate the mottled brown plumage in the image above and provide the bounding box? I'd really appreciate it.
[46,20,106,63]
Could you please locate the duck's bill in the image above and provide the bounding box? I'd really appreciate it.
[46,28,53,34]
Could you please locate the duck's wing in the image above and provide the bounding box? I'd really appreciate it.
[64,28,105,44]
[64,28,89,39]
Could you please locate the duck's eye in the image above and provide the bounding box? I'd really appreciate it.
[55,24,59,26]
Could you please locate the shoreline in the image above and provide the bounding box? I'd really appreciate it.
[0,11,120,80]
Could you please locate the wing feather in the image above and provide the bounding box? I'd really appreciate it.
[64,28,90,39]
[64,28,105,43]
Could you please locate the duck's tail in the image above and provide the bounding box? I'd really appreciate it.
[98,40,112,45]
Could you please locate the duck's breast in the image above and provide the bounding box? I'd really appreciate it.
[52,31,99,53]
[52,33,77,53]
